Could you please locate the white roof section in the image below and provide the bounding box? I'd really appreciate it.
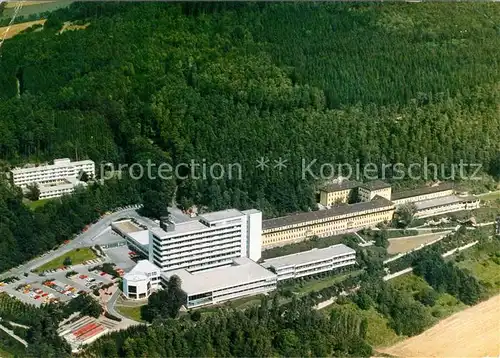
[11,158,95,173]
[414,195,464,211]
[129,231,150,246]
[123,273,148,282]
[161,257,276,295]
[262,244,356,269]
[130,260,159,275]
[242,209,261,215]
[38,178,86,193]
[199,209,245,223]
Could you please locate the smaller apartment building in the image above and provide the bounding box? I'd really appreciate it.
[262,196,395,248]
[11,158,95,188]
[319,180,361,206]
[161,257,277,308]
[414,195,480,218]
[391,183,454,206]
[262,244,356,281]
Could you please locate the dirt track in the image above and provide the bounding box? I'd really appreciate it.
[380,294,500,357]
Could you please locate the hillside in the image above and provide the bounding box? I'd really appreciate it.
[0,2,500,217]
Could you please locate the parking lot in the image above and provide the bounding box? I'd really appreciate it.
[104,245,138,271]
[0,263,119,307]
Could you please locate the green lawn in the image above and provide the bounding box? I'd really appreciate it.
[477,191,500,201]
[25,198,52,210]
[35,248,97,272]
[293,270,363,295]
[115,305,145,322]
[456,241,500,295]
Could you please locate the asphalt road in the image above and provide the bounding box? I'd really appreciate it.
[0,206,144,280]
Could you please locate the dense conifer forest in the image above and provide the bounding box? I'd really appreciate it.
[0,4,500,355]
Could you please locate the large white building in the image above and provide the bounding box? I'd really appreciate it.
[149,209,262,273]
[11,158,95,199]
[122,260,161,300]
[161,257,277,308]
[262,244,356,281]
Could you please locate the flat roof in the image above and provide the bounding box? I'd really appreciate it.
[129,231,150,247]
[113,220,144,234]
[414,195,476,211]
[262,244,356,269]
[262,195,394,231]
[392,183,454,201]
[199,209,244,223]
[319,180,361,193]
[161,257,276,295]
[129,260,159,275]
[360,180,391,191]
[11,158,95,173]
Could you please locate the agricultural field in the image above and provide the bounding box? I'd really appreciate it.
[380,294,500,357]
[0,19,45,39]
[387,232,448,255]
[35,248,97,272]
[1,1,72,21]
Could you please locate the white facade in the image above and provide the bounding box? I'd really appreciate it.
[37,177,88,199]
[358,181,392,202]
[242,209,262,261]
[392,185,454,206]
[123,274,151,300]
[149,209,262,272]
[11,158,95,188]
[122,260,161,300]
[262,244,356,281]
[414,196,480,218]
[161,257,277,308]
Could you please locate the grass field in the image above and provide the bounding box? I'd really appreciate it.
[387,232,448,255]
[35,248,96,272]
[115,305,145,323]
[477,190,500,201]
[456,240,500,295]
[0,19,45,39]
[26,198,52,210]
[292,270,363,295]
[380,294,500,357]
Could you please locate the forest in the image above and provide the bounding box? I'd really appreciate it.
[1,1,500,271]
[0,2,500,355]
[1,2,500,216]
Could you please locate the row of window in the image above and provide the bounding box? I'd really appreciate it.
[263,211,393,244]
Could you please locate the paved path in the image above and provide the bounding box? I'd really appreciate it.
[0,320,28,347]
